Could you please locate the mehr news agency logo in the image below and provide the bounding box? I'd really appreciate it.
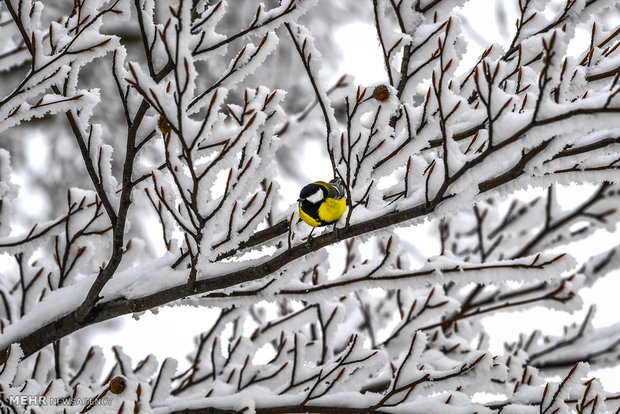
[0,376,125,411]
[2,394,112,409]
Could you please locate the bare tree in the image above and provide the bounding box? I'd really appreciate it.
[0,0,619,412]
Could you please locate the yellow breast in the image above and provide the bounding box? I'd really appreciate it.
[318,196,346,223]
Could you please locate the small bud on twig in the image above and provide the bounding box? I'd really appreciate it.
[158,116,171,135]
[110,376,126,394]
[372,85,390,102]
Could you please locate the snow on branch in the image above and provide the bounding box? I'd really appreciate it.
[0,0,619,412]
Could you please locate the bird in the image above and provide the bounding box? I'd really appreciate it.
[298,178,346,242]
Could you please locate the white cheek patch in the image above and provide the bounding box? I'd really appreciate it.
[306,189,324,204]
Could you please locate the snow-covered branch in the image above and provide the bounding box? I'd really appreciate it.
[0,0,619,412]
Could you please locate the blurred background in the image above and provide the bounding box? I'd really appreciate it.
[1,0,618,394]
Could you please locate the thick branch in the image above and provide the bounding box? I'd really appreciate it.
[5,104,620,358]
[73,100,151,321]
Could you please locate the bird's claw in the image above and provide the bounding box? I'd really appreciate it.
[305,227,315,249]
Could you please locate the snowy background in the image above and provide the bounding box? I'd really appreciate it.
[75,0,620,393]
[1,0,619,412]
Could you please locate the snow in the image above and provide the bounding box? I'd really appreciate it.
[0,0,619,412]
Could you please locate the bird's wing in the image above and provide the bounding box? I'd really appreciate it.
[314,181,342,199]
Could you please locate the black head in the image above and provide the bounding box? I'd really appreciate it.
[298,183,327,205]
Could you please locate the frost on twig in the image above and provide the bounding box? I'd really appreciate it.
[0,0,619,412]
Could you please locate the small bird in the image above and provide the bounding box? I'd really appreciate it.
[298,178,346,241]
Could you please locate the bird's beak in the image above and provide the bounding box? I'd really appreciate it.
[297,198,303,203]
